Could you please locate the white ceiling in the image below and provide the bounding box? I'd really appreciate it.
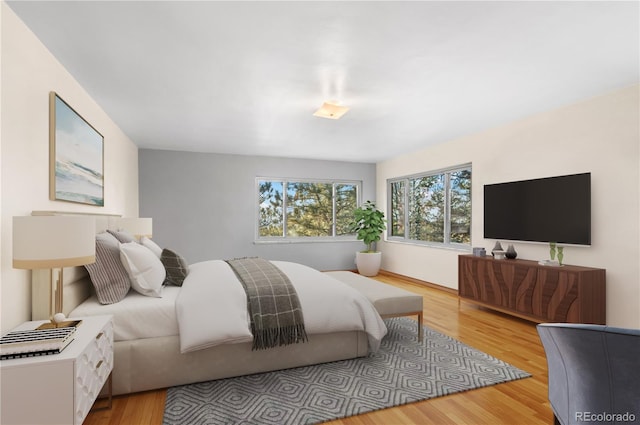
[7,1,639,163]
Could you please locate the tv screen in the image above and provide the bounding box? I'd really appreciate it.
[484,173,591,245]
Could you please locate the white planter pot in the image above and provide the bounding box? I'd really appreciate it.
[356,251,382,276]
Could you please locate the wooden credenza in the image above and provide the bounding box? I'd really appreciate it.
[458,255,606,324]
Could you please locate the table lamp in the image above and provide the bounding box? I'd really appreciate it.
[116,217,152,240]
[13,215,96,329]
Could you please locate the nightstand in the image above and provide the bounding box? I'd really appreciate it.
[0,315,113,425]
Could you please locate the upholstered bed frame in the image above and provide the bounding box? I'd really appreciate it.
[31,212,368,395]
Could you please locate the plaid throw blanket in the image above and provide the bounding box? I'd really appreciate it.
[225,257,308,350]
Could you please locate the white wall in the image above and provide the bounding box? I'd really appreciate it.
[377,85,640,328]
[0,3,139,333]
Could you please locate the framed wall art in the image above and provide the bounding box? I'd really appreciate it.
[49,92,104,206]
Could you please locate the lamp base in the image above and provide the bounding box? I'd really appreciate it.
[36,320,82,330]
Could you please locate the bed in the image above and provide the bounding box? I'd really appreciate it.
[31,213,386,396]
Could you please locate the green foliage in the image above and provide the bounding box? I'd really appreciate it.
[350,201,387,252]
[335,184,358,236]
[258,180,358,237]
[390,168,471,245]
[449,169,472,244]
[287,182,333,236]
[390,181,405,237]
[408,175,445,242]
[259,181,284,237]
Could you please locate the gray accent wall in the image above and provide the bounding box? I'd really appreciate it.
[139,149,376,271]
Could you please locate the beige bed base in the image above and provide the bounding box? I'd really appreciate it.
[31,212,369,395]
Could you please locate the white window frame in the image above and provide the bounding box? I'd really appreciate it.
[255,177,362,243]
[387,164,472,250]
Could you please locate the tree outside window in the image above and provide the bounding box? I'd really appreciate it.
[388,165,471,247]
[390,181,405,237]
[258,179,360,239]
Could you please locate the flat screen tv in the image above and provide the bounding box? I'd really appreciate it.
[484,172,591,245]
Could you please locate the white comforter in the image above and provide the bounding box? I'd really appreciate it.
[70,286,180,341]
[176,260,387,353]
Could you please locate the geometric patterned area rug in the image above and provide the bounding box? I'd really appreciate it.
[163,318,531,425]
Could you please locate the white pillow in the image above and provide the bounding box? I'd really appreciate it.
[141,236,163,258]
[119,242,166,297]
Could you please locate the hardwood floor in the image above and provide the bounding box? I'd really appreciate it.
[84,272,553,425]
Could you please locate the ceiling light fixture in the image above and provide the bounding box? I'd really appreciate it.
[313,102,349,120]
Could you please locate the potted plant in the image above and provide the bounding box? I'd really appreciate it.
[350,200,386,276]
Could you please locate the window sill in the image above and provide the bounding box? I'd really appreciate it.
[254,237,360,245]
[384,238,472,252]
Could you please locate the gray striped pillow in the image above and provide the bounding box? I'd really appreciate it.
[160,248,189,286]
[85,232,131,304]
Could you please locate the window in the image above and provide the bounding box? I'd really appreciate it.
[390,180,405,237]
[388,165,471,247]
[257,178,360,240]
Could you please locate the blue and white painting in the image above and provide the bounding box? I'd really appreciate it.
[53,94,104,206]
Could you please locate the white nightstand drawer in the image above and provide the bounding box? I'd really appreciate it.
[75,320,114,423]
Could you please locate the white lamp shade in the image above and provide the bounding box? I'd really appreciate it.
[13,216,96,269]
[116,217,153,238]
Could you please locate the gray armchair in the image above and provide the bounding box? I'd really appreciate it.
[537,323,640,425]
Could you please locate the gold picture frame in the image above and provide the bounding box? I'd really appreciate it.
[49,92,104,206]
